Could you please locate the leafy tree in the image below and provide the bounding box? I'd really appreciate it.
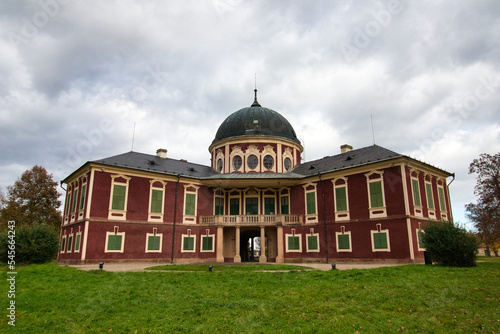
[465,153,500,253]
[421,220,478,267]
[0,165,62,232]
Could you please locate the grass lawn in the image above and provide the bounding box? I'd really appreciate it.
[1,260,499,333]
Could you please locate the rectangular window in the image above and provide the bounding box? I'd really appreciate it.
[111,185,126,211]
[185,193,196,216]
[106,233,125,252]
[426,183,434,209]
[150,189,163,214]
[337,234,350,250]
[369,181,384,208]
[264,197,275,215]
[280,196,289,214]
[201,235,214,252]
[412,179,421,206]
[72,188,78,213]
[230,198,240,215]
[245,197,258,215]
[67,235,73,253]
[307,235,319,252]
[438,187,446,211]
[417,230,425,250]
[65,191,71,215]
[182,235,196,252]
[306,191,316,215]
[287,235,301,251]
[60,236,66,253]
[74,233,81,253]
[147,235,161,251]
[335,186,348,212]
[215,197,224,215]
[79,184,87,211]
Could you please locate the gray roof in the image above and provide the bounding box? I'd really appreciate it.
[65,144,450,182]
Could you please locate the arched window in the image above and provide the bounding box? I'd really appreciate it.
[233,156,242,171]
[247,154,258,170]
[263,155,274,170]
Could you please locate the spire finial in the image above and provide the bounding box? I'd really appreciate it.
[251,88,261,107]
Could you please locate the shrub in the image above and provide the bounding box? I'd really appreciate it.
[0,225,59,265]
[421,221,478,267]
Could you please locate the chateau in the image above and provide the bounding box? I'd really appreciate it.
[58,91,453,264]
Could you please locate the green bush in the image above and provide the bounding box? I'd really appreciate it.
[0,225,59,265]
[421,221,478,267]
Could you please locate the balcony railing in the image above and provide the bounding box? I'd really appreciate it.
[200,214,303,226]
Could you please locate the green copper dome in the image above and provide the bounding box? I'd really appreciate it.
[212,90,300,145]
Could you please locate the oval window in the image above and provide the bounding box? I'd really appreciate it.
[247,154,258,170]
[233,156,242,171]
[284,157,292,171]
[263,155,274,170]
[217,159,223,172]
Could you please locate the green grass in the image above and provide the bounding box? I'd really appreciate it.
[1,262,499,333]
[145,263,313,272]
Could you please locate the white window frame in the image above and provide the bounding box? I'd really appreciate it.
[332,177,350,221]
[306,231,320,253]
[245,145,261,172]
[145,231,163,253]
[70,186,78,223]
[183,184,199,224]
[148,180,167,222]
[371,225,391,252]
[285,231,302,253]
[365,171,387,218]
[416,228,426,252]
[283,147,294,172]
[410,173,423,217]
[200,233,215,252]
[437,182,448,220]
[261,145,277,173]
[336,230,352,252]
[108,175,131,221]
[74,232,82,253]
[181,233,197,253]
[303,183,318,223]
[425,179,436,219]
[67,233,74,253]
[105,227,125,253]
[78,181,87,221]
[60,234,67,254]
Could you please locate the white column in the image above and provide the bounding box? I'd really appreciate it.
[216,226,224,262]
[234,226,241,263]
[259,226,267,263]
[276,226,284,263]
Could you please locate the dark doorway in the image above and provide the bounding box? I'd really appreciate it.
[240,230,260,262]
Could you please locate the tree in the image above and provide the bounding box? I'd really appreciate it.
[465,153,500,253]
[0,165,62,232]
[421,220,478,267]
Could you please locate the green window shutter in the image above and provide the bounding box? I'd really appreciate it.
[107,235,123,251]
[417,231,425,249]
[215,197,224,215]
[438,187,446,210]
[335,187,347,212]
[185,193,196,215]
[61,238,66,252]
[369,181,383,208]
[65,192,71,215]
[230,198,239,215]
[245,198,258,215]
[412,179,421,206]
[150,189,163,213]
[72,189,78,212]
[426,183,434,209]
[67,236,73,252]
[338,234,350,250]
[202,236,213,251]
[183,236,195,251]
[79,184,87,210]
[306,192,316,215]
[147,236,161,251]
[373,232,388,249]
[281,196,289,214]
[307,235,318,250]
[111,185,126,210]
[265,198,275,215]
[75,234,81,251]
[288,236,300,250]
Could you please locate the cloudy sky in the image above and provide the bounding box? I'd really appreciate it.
[1,0,499,229]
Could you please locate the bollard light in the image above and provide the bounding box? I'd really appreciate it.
[331,264,336,270]
[208,265,213,272]
[99,262,104,270]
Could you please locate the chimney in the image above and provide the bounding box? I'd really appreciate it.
[156,148,167,159]
[341,144,353,154]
